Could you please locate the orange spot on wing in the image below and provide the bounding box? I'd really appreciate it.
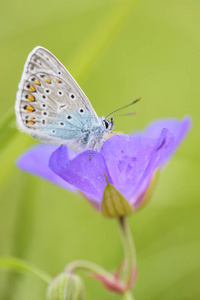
[26,105,35,113]
[27,120,35,125]
[55,78,61,83]
[33,80,41,85]
[28,94,35,102]
[44,78,51,84]
[28,85,36,93]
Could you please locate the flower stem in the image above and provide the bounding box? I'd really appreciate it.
[123,291,135,300]
[66,217,137,295]
[118,217,137,286]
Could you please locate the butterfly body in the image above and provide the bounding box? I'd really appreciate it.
[15,47,114,150]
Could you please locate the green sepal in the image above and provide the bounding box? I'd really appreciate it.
[102,176,133,218]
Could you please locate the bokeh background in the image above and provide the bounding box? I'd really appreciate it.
[0,0,200,299]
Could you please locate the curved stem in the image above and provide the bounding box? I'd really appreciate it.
[66,259,126,292]
[66,260,112,278]
[118,217,137,285]
[0,257,52,285]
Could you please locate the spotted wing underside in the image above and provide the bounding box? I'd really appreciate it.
[15,46,100,145]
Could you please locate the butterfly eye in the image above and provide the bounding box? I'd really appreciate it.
[103,120,109,129]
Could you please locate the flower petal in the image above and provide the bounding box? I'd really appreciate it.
[17,144,75,192]
[141,116,192,166]
[100,134,156,201]
[49,147,112,204]
[132,128,175,207]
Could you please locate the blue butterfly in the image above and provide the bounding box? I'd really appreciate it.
[15,47,139,151]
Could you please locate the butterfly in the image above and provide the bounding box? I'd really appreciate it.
[15,46,140,152]
[15,46,115,151]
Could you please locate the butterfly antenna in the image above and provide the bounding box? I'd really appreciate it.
[110,111,137,117]
[105,98,141,119]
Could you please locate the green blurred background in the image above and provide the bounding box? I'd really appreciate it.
[0,0,199,299]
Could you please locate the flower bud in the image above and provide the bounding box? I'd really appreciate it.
[46,272,84,300]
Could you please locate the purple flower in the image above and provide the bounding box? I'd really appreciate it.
[17,144,76,193]
[17,117,191,215]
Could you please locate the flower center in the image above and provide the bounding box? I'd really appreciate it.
[118,156,137,174]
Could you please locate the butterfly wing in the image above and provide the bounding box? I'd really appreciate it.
[15,46,101,146]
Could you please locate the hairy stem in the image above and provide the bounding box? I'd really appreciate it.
[118,217,137,285]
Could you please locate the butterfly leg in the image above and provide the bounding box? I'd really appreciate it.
[89,141,97,161]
